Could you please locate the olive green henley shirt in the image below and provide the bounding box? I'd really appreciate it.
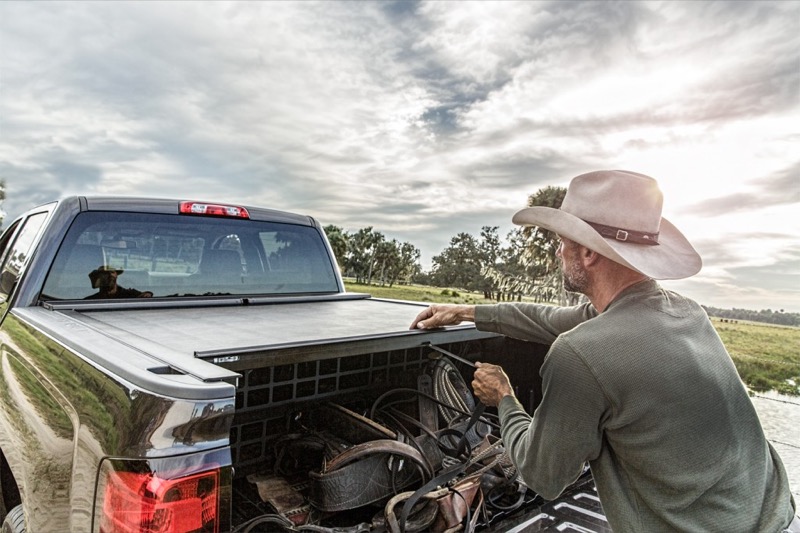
[475,280,795,532]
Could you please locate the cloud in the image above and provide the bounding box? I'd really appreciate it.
[664,243,800,310]
[681,161,800,216]
[1,0,798,311]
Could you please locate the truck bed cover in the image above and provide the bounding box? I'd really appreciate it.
[24,295,496,384]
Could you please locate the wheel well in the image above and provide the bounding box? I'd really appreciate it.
[0,449,21,519]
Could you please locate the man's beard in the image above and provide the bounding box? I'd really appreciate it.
[562,259,589,295]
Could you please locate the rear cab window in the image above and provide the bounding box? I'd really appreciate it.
[40,211,339,300]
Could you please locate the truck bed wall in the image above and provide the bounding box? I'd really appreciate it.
[227,336,545,462]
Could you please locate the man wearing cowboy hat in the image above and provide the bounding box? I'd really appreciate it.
[85,265,153,299]
[411,170,797,532]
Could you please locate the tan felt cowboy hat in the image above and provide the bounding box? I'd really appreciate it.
[512,170,702,280]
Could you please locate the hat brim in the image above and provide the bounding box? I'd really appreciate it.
[512,207,702,280]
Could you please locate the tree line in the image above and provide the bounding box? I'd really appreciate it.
[323,225,423,287]
[702,306,800,327]
[326,184,796,327]
[325,185,581,304]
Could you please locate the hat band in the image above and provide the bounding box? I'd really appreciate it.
[583,220,660,246]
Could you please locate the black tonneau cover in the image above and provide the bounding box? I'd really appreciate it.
[35,295,496,378]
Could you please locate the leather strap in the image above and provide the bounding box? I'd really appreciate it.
[433,472,482,532]
[417,374,437,431]
[309,438,437,512]
[397,463,466,533]
[398,402,487,533]
[323,439,433,479]
[384,492,440,533]
[583,219,659,245]
[455,403,485,457]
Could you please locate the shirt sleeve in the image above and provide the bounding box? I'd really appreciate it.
[498,335,608,500]
[474,302,597,344]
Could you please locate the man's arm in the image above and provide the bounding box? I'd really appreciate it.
[410,301,597,345]
[471,337,606,500]
[477,302,597,344]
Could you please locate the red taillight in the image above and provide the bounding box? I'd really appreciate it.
[100,469,219,533]
[179,201,250,219]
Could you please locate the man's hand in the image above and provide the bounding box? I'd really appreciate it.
[471,362,514,407]
[409,304,476,330]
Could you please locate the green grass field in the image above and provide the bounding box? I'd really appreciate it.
[711,319,800,396]
[346,281,800,396]
[345,281,487,305]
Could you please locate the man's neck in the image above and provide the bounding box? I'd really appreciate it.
[586,271,649,312]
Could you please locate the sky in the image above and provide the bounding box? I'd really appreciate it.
[1,1,798,312]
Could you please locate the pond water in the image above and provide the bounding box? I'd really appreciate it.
[751,391,800,500]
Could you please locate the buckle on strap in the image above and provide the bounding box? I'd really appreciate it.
[583,220,660,246]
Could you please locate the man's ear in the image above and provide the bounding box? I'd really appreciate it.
[581,246,602,267]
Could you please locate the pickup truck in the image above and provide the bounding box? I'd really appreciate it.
[0,196,609,533]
